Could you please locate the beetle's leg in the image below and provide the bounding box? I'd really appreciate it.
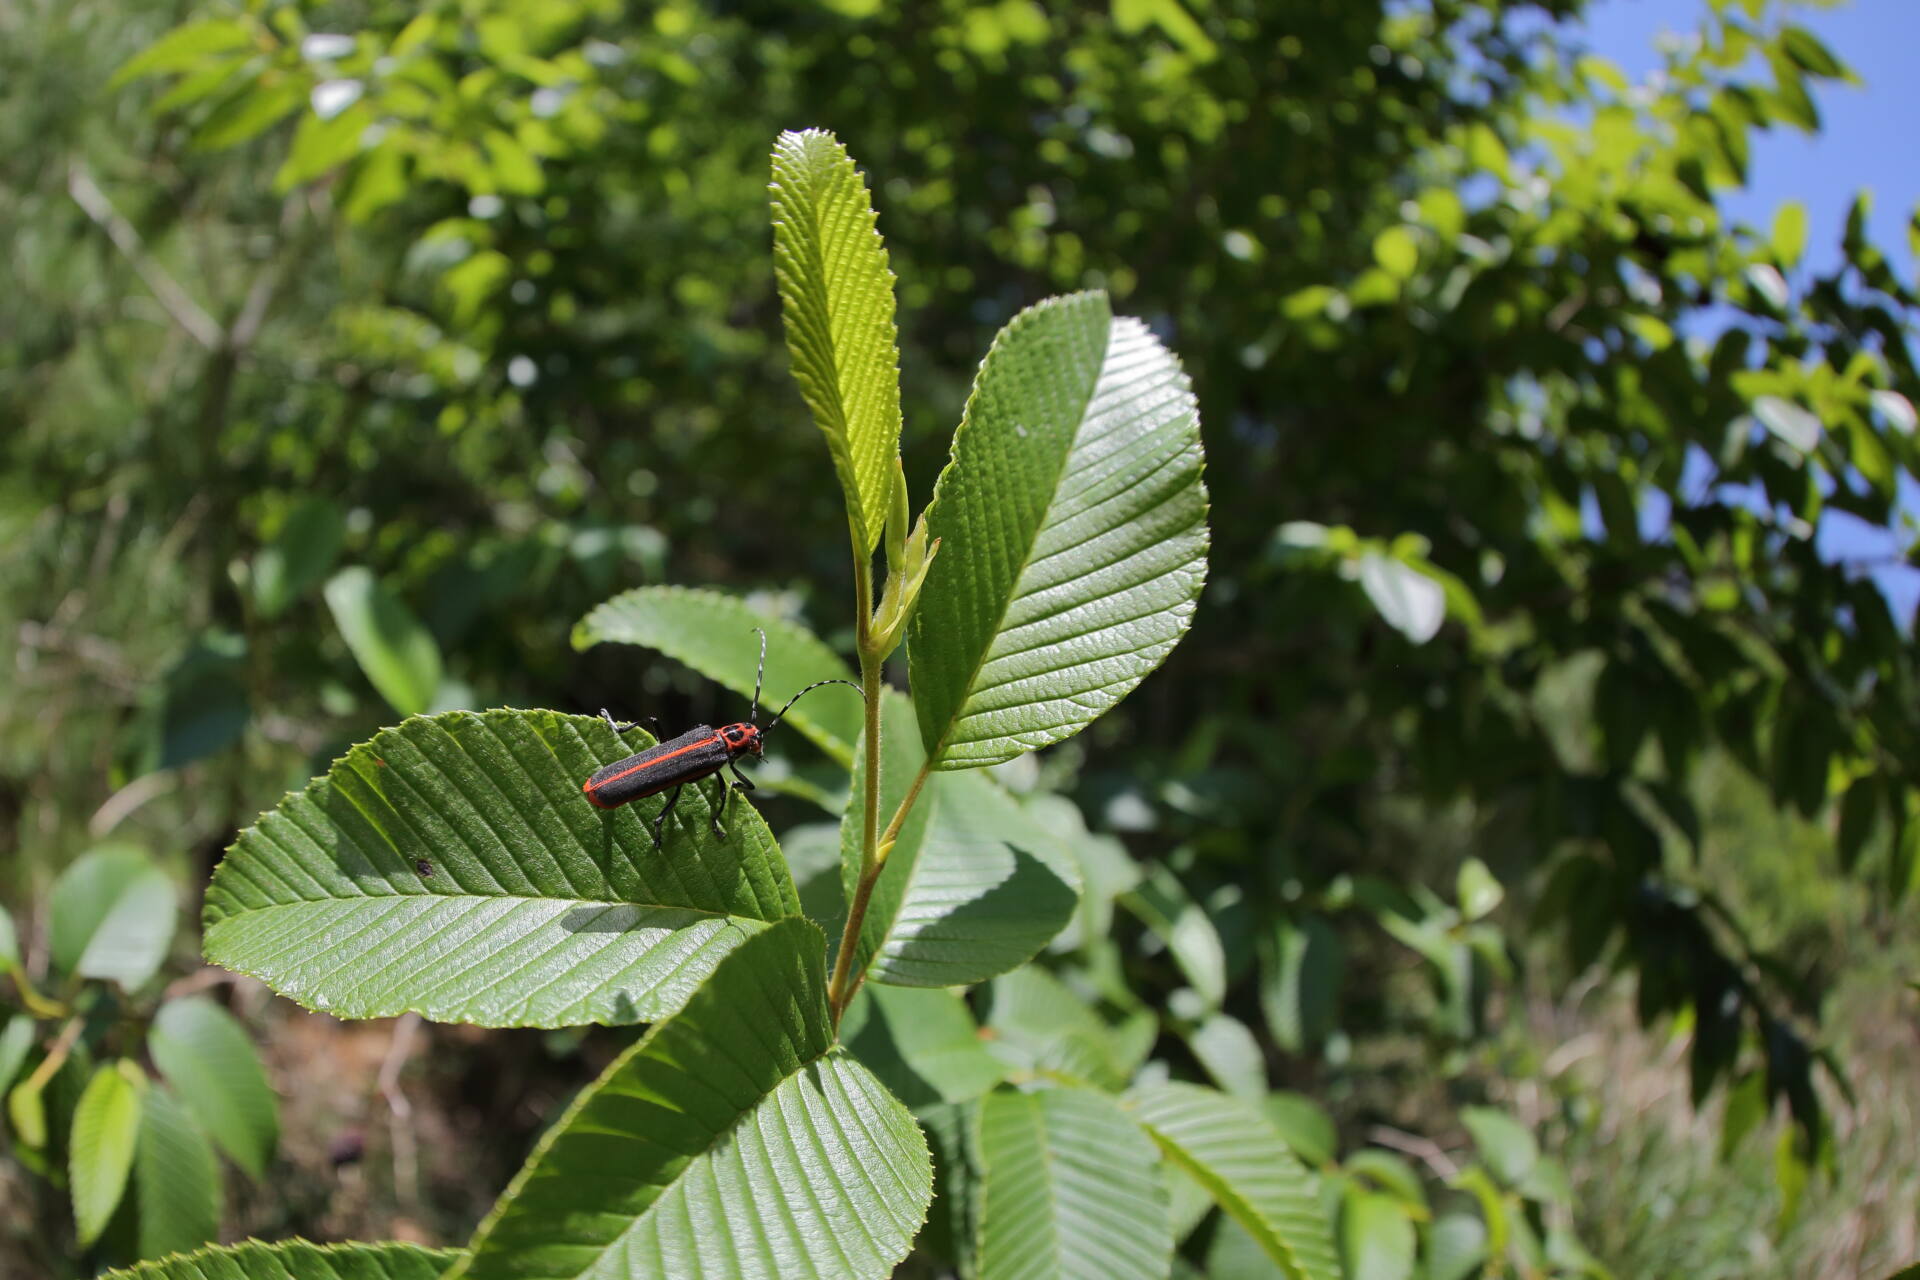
[600,708,640,734]
[709,775,730,841]
[728,761,755,793]
[651,784,683,850]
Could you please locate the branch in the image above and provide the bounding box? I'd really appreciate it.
[67,162,224,350]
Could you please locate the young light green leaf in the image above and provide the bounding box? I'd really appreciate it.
[908,292,1209,769]
[1121,864,1226,1008]
[1460,1106,1539,1187]
[324,567,444,716]
[1124,1082,1341,1280]
[840,695,1079,989]
[453,917,931,1280]
[71,1061,145,1247]
[1184,1011,1267,1100]
[974,1085,1173,1280]
[770,129,904,554]
[985,965,1131,1091]
[149,997,278,1178]
[1342,1191,1416,1280]
[574,585,863,765]
[203,710,799,1028]
[136,1083,223,1261]
[108,18,255,89]
[1771,200,1809,268]
[99,1239,460,1280]
[0,903,18,976]
[1455,857,1504,921]
[50,845,178,991]
[0,1016,34,1098]
[841,983,1008,1109]
[1259,915,1344,1054]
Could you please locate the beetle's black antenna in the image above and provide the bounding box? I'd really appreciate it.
[749,627,767,724]
[765,679,864,736]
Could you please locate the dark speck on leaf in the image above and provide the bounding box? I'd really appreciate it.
[415,859,434,876]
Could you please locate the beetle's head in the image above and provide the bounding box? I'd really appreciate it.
[719,722,763,756]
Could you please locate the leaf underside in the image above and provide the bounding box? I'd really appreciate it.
[203,709,799,1028]
[135,1084,223,1262]
[974,1085,1174,1280]
[909,292,1209,769]
[572,585,863,765]
[456,917,931,1280]
[149,996,278,1178]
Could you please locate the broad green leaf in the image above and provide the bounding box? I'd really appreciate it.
[1263,1092,1337,1168]
[907,292,1208,769]
[975,1086,1173,1280]
[1371,226,1419,280]
[50,845,179,990]
[0,902,18,975]
[841,983,1007,1109]
[917,1101,983,1276]
[1022,792,1139,948]
[1259,915,1344,1054]
[985,965,1129,1090]
[100,1239,459,1280]
[204,710,799,1027]
[325,567,444,717]
[149,997,278,1178]
[1771,200,1809,268]
[1341,1191,1415,1280]
[1460,1106,1538,1187]
[1121,863,1226,1008]
[1356,554,1444,644]
[454,917,931,1280]
[109,19,254,88]
[71,1061,145,1247]
[573,585,862,765]
[1454,857,1503,921]
[160,632,250,769]
[769,129,903,553]
[136,1084,223,1260]
[194,80,306,151]
[1343,1151,1426,1211]
[840,695,1078,988]
[1426,1214,1489,1280]
[1124,1082,1341,1280]
[1184,1011,1266,1099]
[0,1015,34,1097]
[254,498,346,618]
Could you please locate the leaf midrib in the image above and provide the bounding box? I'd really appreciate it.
[928,310,1112,766]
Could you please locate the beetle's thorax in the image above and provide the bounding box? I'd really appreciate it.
[718,722,764,757]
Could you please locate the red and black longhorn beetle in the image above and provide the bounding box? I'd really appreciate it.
[582,628,860,849]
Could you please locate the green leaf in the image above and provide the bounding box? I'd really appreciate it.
[573,585,863,765]
[50,845,178,990]
[277,101,374,191]
[1259,915,1343,1054]
[769,129,904,554]
[0,902,18,976]
[1184,1011,1266,1099]
[71,1061,145,1247]
[1779,25,1845,78]
[0,1015,34,1098]
[1341,1191,1415,1280]
[1455,857,1503,921]
[160,632,250,769]
[254,499,346,619]
[324,567,444,717]
[1752,395,1819,452]
[99,1239,459,1280]
[149,997,278,1178]
[1426,1214,1489,1280]
[203,710,799,1027]
[1371,226,1419,280]
[1460,1106,1538,1187]
[1263,1092,1336,1167]
[841,983,1008,1109]
[1121,863,1226,1007]
[907,292,1209,768]
[975,1085,1173,1280]
[453,917,931,1280]
[109,19,255,89]
[1771,200,1809,269]
[918,1101,984,1274]
[1836,776,1880,874]
[840,695,1079,988]
[194,79,305,151]
[1123,1082,1341,1280]
[1356,553,1445,644]
[986,965,1130,1090]
[136,1084,222,1260]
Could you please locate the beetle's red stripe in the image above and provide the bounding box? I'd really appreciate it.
[583,731,722,794]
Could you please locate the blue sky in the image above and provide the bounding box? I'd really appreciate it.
[1581,0,1920,625]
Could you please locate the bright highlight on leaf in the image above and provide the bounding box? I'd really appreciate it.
[908,292,1209,769]
[771,128,904,554]
[203,709,799,1027]
[454,917,931,1280]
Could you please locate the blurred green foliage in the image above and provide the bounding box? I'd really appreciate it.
[3,0,1917,1272]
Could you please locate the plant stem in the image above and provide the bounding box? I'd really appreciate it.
[827,758,930,1025]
